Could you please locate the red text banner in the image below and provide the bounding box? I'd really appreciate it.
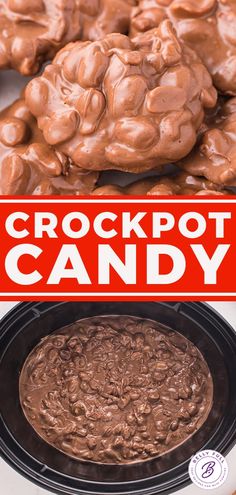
[0,196,235,301]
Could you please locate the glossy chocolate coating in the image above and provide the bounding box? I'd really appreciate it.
[79,0,137,42]
[0,98,98,194]
[20,315,213,464]
[178,98,236,186]
[130,0,236,95]
[25,20,217,173]
[0,0,136,75]
[93,172,230,195]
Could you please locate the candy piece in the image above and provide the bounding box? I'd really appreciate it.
[0,98,98,194]
[26,21,217,173]
[130,0,236,95]
[20,315,213,463]
[0,0,136,75]
[179,98,236,186]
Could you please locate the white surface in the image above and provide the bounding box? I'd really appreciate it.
[0,301,236,495]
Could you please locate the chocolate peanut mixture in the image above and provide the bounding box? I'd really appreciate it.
[20,316,213,464]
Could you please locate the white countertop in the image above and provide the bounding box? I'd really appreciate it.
[0,301,235,495]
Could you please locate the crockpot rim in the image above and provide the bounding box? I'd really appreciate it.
[0,301,236,495]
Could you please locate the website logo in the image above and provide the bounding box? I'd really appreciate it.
[188,450,228,489]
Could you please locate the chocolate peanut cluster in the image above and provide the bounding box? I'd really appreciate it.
[0,0,136,75]
[25,21,217,173]
[0,0,81,75]
[0,98,98,194]
[20,316,213,464]
[178,98,236,186]
[130,0,236,95]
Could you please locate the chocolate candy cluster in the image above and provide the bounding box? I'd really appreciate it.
[179,98,236,186]
[0,98,98,194]
[0,0,135,75]
[25,22,216,173]
[131,0,236,95]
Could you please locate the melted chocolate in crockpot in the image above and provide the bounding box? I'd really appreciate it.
[20,316,213,464]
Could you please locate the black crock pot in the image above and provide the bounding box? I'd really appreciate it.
[0,301,236,495]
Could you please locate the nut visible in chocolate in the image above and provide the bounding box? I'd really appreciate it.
[178,98,236,186]
[25,20,217,173]
[0,98,98,194]
[20,315,213,464]
[130,0,236,95]
[93,172,230,195]
[0,0,136,75]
